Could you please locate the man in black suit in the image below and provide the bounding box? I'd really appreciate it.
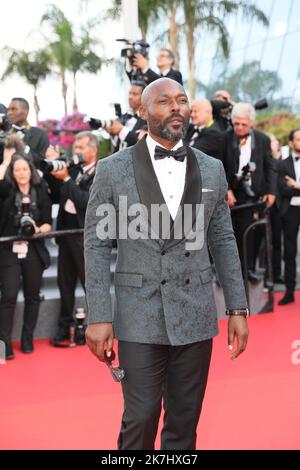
[105,81,147,153]
[127,48,182,85]
[222,103,277,281]
[185,98,223,160]
[46,131,98,342]
[6,98,49,168]
[277,128,300,305]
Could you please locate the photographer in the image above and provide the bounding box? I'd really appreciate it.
[45,131,98,343]
[0,146,52,360]
[211,90,234,132]
[127,48,183,85]
[105,81,147,153]
[222,103,277,282]
[6,97,49,168]
[185,98,224,160]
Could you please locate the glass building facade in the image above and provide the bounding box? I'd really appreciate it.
[195,0,300,109]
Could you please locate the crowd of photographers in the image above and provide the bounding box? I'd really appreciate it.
[0,44,300,360]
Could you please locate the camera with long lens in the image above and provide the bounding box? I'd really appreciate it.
[40,153,84,174]
[14,194,35,236]
[84,103,123,131]
[232,162,257,200]
[117,38,150,81]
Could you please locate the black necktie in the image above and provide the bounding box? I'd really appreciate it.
[154,145,186,162]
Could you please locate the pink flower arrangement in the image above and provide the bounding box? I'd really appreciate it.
[38,112,90,148]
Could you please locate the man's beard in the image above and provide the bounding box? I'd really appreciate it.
[149,113,189,142]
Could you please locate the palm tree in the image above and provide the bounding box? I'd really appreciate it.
[1,48,50,122]
[182,0,268,99]
[41,4,74,114]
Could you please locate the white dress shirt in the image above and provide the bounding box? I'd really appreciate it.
[146,134,186,220]
[290,153,300,206]
[237,136,252,176]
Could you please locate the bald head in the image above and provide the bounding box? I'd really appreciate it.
[140,78,190,147]
[141,77,186,107]
[191,99,213,127]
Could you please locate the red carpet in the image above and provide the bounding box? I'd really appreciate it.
[1,292,300,450]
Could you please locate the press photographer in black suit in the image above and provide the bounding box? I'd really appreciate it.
[127,48,183,85]
[105,81,147,153]
[277,128,300,305]
[45,131,98,342]
[185,98,223,160]
[0,139,52,359]
[222,103,277,282]
[6,98,49,168]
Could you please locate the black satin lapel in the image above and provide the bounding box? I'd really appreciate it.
[163,147,202,251]
[132,138,172,241]
[287,155,296,179]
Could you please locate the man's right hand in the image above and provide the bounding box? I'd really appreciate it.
[85,323,114,362]
[227,189,237,208]
[133,53,149,70]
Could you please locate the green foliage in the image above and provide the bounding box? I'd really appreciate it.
[1,49,50,88]
[256,113,300,145]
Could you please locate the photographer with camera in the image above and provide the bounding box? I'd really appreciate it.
[105,81,147,153]
[45,131,98,344]
[127,47,183,85]
[5,97,49,168]
[222,103,277,282]
[0,142,52,359]
[211,90,234,132]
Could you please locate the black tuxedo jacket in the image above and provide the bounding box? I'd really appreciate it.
[278,155,300,216]
[185,124,224,161]
[55,163,97,231]
[222,129,277,198]
[127,67,183,85]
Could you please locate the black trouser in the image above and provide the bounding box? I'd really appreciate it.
[117,339,213,450]
[270,204,282,278]
[57,236,85,330]
[0,250,44,345]
[282,206,300,292]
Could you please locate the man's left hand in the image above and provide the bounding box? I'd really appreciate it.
[51,165,69,180]
[263,194,276,207]
[228,316,249,360]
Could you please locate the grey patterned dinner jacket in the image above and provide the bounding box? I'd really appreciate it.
[84,138,247,345]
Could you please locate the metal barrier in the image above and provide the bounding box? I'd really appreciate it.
[0,228,83,245]
[231,200,274,313]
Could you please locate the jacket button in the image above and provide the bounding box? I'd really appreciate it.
[161,279,167,285]
[161,250,166,256]
[185,279,190,285]
[185,252,190,257]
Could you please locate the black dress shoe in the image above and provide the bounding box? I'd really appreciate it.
[247,270,262,284]
[51,327,69,344]
[5,341,15,360]
[21,336,34,353]
[278,292,295,305]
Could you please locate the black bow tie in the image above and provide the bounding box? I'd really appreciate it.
[154,145,186,162]
[294,156,300,162]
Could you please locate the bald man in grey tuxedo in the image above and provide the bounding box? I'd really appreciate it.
[84,78,249,450]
